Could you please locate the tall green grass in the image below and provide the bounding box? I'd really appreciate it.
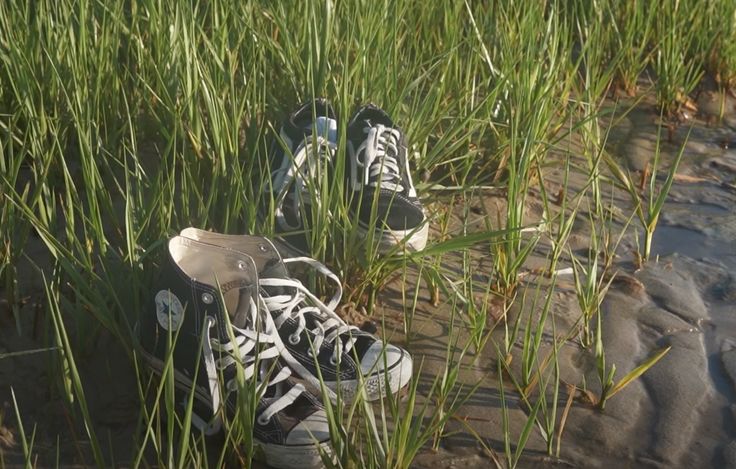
[653,0,708,117]
[1,0,732,466]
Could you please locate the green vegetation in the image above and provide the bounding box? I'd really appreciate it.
[1,0,728,466]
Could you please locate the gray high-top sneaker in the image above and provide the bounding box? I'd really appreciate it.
[137,236,332,469]
[179,228,414,403]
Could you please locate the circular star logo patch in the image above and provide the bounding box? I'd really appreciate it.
[155,290,184,331]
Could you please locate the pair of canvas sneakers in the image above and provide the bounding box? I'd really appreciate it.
[265,99,428,254]
[138,102,426,468]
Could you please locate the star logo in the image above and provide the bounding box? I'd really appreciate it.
[155,290,184,331]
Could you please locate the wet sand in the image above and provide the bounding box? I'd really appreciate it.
[406,92,736,468]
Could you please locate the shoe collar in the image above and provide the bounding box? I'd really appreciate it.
[167,235,261,332]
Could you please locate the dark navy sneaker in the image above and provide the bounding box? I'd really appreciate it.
[346,104,428,252]
[180,228,414,403]
[137,235,332,469]
[262,99,338,254]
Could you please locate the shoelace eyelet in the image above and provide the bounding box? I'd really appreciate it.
[329,355,339,366]
[237,260,247,270]
[257,414,270,426]
[288,333,301,345]
[307,348,314,358]
[202,292,214,304]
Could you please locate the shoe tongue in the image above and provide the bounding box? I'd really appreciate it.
[308,116,337,143]
[302,309,329,330]
[358,107,394,128]
[222,285,257,330]
[260,258,289,281]
[258,260,291,297]
[258,262,340,332]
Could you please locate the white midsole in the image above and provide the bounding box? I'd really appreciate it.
[356,220,429,253]
[323,354,413,402]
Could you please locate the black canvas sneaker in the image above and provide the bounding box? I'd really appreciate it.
[137,236,332,469]
[180,228,414,403]
[263,99,338,254]
[346,104,428,252]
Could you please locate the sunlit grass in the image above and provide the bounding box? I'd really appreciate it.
[0,0,731,466]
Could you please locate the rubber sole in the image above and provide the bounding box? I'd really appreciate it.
[139,349,332,468]
[356,220,429,253]
[324,350,413,402]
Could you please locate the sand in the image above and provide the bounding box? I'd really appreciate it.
[408,92,736,468]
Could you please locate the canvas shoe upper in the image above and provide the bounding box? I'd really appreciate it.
[180,228,414,403]
[137,236,331,469]
[346,104,428,251]
[263,99,338,254]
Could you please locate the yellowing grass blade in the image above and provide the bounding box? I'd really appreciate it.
[608,346,671,398]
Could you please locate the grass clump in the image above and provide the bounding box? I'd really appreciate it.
[652,0,707,118]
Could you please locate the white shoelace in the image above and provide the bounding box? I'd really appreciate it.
[197,297,304,433]
[353,124,404,192]
[259,257,360,367]
[270,129,337,232]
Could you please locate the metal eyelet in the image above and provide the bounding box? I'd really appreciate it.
[307,348,314,358]
[258,244,268,253]
[257,414,270,426]
[202,292,214,304]
[329,355,339,366]
[237,260,247,270]
[288,334,300,345]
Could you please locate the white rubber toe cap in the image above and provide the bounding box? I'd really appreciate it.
[360,342,413,391]
[360,342,405,374]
